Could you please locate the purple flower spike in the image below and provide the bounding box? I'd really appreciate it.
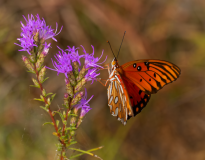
[85,68,100,84]
[81,45,107,69]
[75,89,93,118]
[15,14,62,54]
[65,46,84,65]
[46,47,72,78]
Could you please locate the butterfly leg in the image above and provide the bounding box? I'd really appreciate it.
[99,64,111,74]
[97,78,110,87]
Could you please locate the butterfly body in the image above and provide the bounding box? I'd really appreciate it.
[106,58,180,125]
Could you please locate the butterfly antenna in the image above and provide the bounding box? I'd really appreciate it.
[117,31,126,58]
[107,41,116,58]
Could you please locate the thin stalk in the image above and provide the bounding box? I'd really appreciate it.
[34,64,65,147]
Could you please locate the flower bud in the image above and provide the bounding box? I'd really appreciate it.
[76,65,88,82]
[72,61,79,76]
[65,78,74,97]
[74,78,86,93]
[71,91,84,106]
[64,93,70,108]
[67,71,76,86]
[29,53,36,63]
[33,32,39,42]
[36,53,45,70]
[39,66,46,83]
[22,55,35,72]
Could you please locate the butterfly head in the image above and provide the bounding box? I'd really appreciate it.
[111,57,119,68]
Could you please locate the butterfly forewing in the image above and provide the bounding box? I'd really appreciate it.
[121,59,181,94]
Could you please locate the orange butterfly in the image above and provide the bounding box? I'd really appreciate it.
[101,32,181,125]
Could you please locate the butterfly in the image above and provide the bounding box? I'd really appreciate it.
[101,32,181,125]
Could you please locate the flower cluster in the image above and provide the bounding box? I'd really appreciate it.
[82,45,106,69]
[48,45,106,117]
[15,14,62,54]
[16,14,105,160]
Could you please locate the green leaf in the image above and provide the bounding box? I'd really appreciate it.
[69,148,94,156]
[57,127,62,134]
[32,78,40,88]
[63,111,67,119]
[43,122,54,126]
[53,132,58,137]
[65,127,77,131]
[68,113,78,117]
[47,97,51,105]
[34,98,44,102]
[42,89,46,96]
[69,141,77,146]
[62,104,68,109]
[42,77,49,83]
[63,120,67,125]
[40,95,45,101]
[56,120,60,127]
[30,85,40,88]
[69,146,103,159]
[53,111,64,121]
[27,70,35,74]
[46,92,53,97]
[40,106,49,112]
[50,93,56,101]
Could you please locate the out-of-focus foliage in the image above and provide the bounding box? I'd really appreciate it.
[0,0,205,159]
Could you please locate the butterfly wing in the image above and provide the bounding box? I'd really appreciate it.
[107,73,133,125]
[121,59,181,95]
[121,76,151,118]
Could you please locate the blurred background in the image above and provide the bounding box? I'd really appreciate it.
[0,0,205,159]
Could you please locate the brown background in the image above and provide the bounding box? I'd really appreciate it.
[0,0,205,159]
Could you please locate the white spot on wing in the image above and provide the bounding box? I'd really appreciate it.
[108,104,112,111]
[122,95,126,105]
[109,96,113,104]
[112,108,118,116]
[115,96,118,104]
[115,81,118,90]
[120,85,123,94]
[110,82,113,96]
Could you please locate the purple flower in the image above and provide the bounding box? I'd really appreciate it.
[65,46,84,65]
[47,47,72,78]
[81,45,107,69]
[75,89,93,118]
[42,42,51,56]
[85,68,100,84]
[15,14,62,54]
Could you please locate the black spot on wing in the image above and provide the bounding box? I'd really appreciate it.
[137,66,141,71]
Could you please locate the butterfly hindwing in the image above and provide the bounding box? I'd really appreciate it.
[121,59,181,94]
[107,74,133,124]
[121,76,151,118]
